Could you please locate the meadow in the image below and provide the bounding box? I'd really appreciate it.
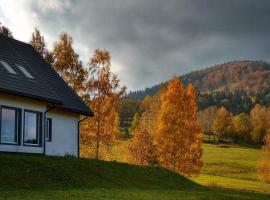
[0,142,269,200]
[110,141,270,194]
[195,144,269,194]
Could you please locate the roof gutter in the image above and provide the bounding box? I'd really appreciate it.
[77,116,87,158]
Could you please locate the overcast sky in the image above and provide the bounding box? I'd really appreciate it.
[1,0,270,90]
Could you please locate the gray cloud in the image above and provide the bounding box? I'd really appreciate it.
[28,0,270,89]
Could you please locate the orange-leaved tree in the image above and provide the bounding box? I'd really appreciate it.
[30,27,54,65]
[155,77,203,177]
[53,32,87,94]
[81,49,126,160]
[257,132,270,183]
[250,104,270,144]
[128,127,157,165]
[139,92,162,136]
[127,93,161,165]
[213,106,233,141]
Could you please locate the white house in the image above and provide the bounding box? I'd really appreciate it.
[0,36,93,157]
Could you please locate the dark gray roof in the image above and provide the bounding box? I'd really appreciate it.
[0,36,93,116]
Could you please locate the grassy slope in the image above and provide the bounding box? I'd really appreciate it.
[0,153,269,200]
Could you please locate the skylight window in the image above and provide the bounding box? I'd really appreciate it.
[0,60,17,74]
[16,64,34,79]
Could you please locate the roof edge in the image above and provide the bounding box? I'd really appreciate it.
[0,88,62,105]
[54,105,94,117]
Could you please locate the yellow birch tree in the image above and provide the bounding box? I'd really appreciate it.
[213,107,233,141]
[81,49,125,160]
[127,93,161,165]
[53,32,87,94]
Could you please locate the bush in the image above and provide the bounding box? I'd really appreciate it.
[257,160,270,183]
[121,127,131,138]
[257,133,270,183]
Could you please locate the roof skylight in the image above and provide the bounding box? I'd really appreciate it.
[0,60,17,74]
[16,64,34,79]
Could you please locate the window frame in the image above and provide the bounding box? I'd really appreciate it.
[23,109,42,147]
[0,105,21,145]
[46,118,52,142]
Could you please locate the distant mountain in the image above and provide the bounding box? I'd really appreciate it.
[127,60,270,100]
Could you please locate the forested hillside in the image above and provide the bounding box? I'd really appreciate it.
[122,61,270,143]
[128,61,270,100]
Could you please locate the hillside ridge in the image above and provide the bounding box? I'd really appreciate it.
[128,60,270,99]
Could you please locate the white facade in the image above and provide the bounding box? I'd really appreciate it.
[0,92,80,156]
[46,110,79,156]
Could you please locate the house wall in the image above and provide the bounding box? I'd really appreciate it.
[0,93,80,156]
[46,110,79,157]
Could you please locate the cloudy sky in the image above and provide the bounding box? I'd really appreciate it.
[1,0,270,90]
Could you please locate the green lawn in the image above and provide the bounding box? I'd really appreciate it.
[110,141,270,194]
[194,144,270,194]
[0,143,269,200]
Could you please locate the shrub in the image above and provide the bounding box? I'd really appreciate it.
[257,160,270,183]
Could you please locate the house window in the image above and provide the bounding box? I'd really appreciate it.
[24,110,42,146]
[16,64,34,79]
[0,106,20,144]
[46,118,52,142]
[0,60,17,74]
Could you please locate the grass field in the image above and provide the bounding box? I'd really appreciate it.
[194,144,270,194]
[0,142,269,200]
[110,140,270,194]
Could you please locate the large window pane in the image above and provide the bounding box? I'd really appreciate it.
[1,108,18,144]
[24,111,41,145]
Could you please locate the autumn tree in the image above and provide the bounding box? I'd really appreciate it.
[117,97,140,128]
[129,112,140,134]
[197,106,218,142]
[81,49,126,160]
[155,77,203,177]
[128,127,157,165]
[231,113,252,143]
[0,22,13,38]
[53,32,87,94]
[140,95,154,113]
[213,107,233,141]
[250,104,270,144]
[127,93,161,165]
[30,27,54,65]
[139,92,161,136]
[30,28,47,58]
[257,132,270,183]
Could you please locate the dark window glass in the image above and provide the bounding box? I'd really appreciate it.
[1,107,19,144]
[24,111,41,145]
